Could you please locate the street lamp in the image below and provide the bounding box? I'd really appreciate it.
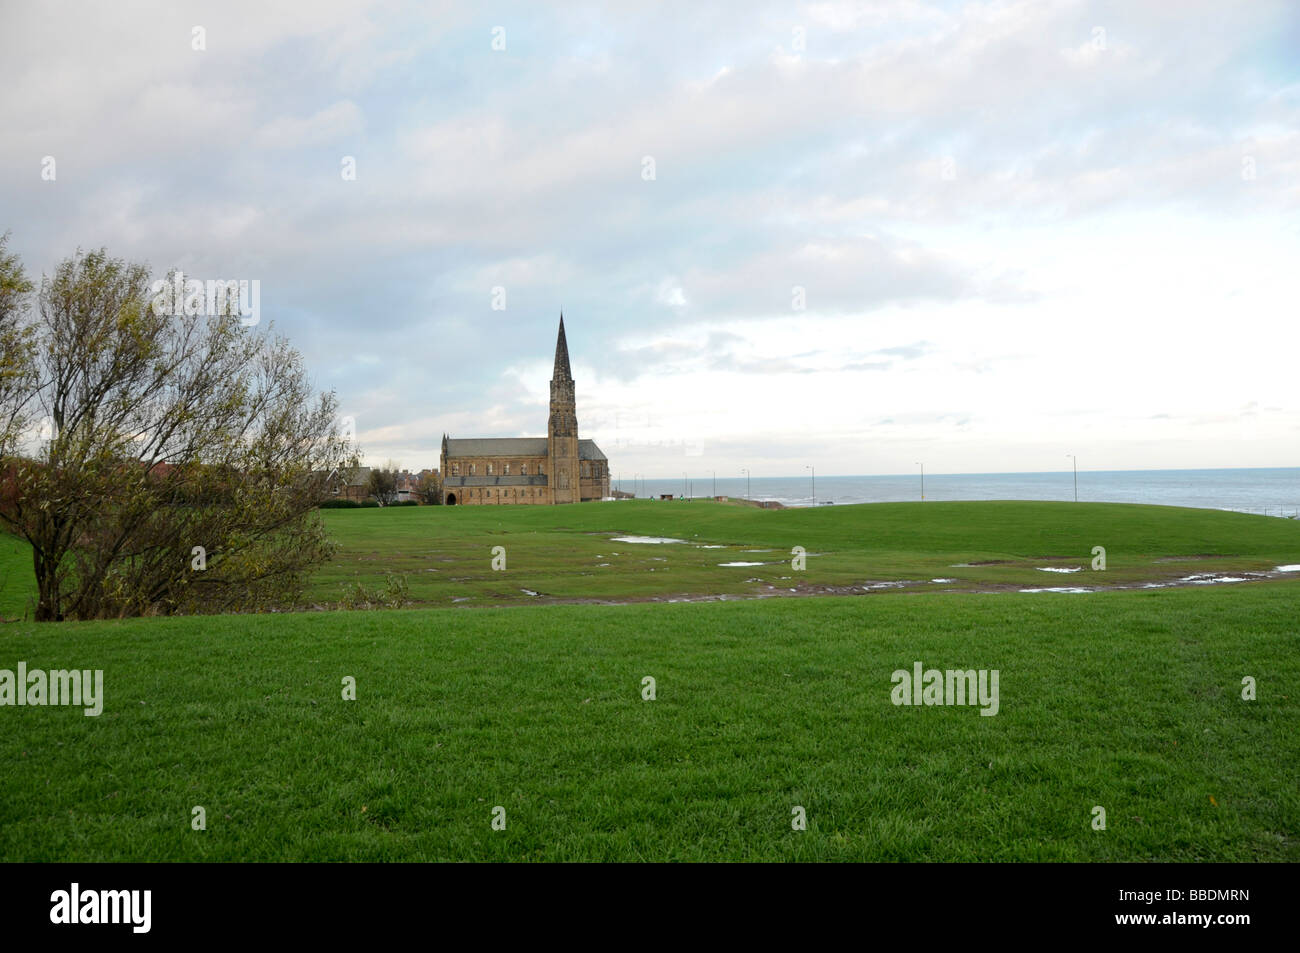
[805,464,815,505]
[632,473,639,499]
[683,471,688,499]
[1066,454,1077,502]
[916,462,924,501]
[741,467,750,500]
[712,470,716,498]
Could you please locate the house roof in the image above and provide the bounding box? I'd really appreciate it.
[343,466,370,486]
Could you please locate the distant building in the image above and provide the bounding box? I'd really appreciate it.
[394,469,417,502]
[439,316,610,505]
[323,464,370,502]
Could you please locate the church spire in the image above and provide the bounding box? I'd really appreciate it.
[552,313,572,382]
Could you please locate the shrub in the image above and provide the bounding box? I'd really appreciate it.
[359,499,380,508]
[337,573,411,610]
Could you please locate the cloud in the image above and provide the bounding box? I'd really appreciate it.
[2,0,1297,473]
[253,101,364,150]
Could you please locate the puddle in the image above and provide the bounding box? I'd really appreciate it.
[520,589,539,596]
[611,536,686,544]
[719,561,764,567]
[1037,567,1081,574]
[696,545,727,549]
[931,578,955,583]
[1277,565,1300,572]
[1019,587,1093,593]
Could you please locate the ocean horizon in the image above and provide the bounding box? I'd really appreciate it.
[617,467,1300,515]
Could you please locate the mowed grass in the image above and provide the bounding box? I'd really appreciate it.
[1,584,1298,861]
[307,499,1300,607]
[1,501,1298,861]
[0,531,31,622]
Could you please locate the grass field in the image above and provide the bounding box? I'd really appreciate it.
[305,499,1300,608]
[1,501,1298,861]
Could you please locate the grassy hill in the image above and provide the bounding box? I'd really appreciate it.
[1,501,1297,861]
[5,500,1298,616]
[306,499,1300,607]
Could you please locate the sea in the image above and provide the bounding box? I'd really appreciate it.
[618,468,1300,517]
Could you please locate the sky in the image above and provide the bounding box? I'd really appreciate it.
[2,0,1297,478]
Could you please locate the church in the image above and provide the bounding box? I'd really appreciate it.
[439,316,610,505]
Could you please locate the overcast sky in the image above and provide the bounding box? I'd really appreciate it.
[2,0,1297,478]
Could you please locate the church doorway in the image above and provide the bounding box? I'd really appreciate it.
[446,493,457,505]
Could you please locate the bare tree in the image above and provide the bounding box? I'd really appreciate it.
[415,470,441,505]
[0,246,352,620]
[367,461,398,505]
[0,233,37,461]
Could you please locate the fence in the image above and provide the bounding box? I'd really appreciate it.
[1223,507,1300,518]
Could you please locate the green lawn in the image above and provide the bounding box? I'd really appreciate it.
[0,531,30,621]
[1,501,1297,861]
[306,499,1300,608]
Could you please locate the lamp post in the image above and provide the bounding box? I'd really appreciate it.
[712,470,716,498]
[1067,454,1077,502]
[916,462,924,501]
[741,467,750,500]
[805,464,815,505]
[632,473,639,499]
[683,471,688,499]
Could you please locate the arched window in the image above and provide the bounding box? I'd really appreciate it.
[504,463,510,475]
[487,463,494,476]
[470,464,476,475]
[520,463,527,475]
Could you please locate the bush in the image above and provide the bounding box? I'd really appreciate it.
[393,500,419,507]
[337,573,411,610]
[319,498,360,509]
[359,499,380,508]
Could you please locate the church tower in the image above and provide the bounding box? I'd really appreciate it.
[547,314,581,504]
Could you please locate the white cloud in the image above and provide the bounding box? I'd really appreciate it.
[2,0,1297,475]
[253,101,364,150]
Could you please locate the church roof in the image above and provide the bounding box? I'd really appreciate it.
[552,314,572,382]
[444,437,606,460]
[446,438,548,456]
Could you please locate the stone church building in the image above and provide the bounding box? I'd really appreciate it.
[439,316,610,505]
